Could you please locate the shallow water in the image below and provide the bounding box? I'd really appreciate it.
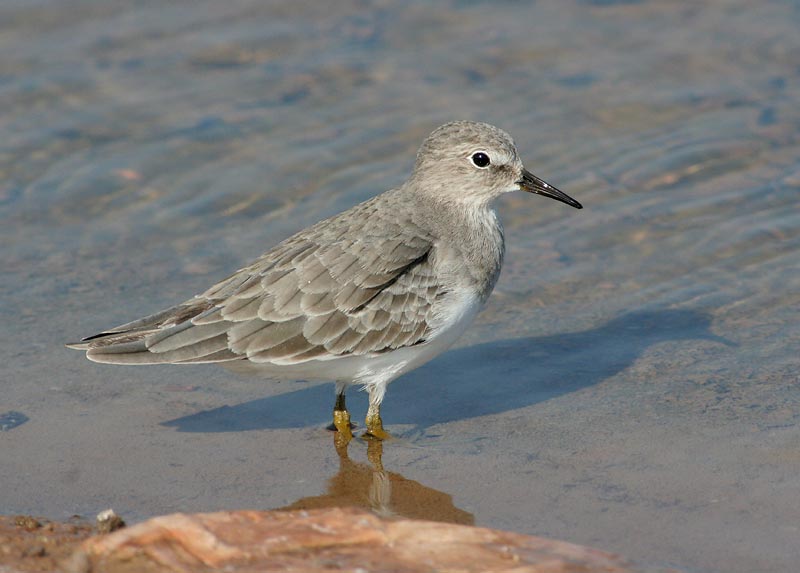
[2,1,799,572]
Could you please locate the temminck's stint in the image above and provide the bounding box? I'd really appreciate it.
[68,121,582,441]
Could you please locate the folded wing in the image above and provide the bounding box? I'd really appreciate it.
[71,202,444,366]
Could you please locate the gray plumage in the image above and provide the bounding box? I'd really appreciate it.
[70,191,444,365]
[67,121,581,437]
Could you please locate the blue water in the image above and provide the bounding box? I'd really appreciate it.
[2,2,799,572]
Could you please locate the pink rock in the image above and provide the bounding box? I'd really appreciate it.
[65,507,653,572]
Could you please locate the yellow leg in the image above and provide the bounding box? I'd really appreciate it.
[332,391,353,445]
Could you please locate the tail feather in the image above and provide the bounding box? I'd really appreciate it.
[146,321,231,353]
[87,333,232,364]
[104,300,213,333]
[68,299,235,364]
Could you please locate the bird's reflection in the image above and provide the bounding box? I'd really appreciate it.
[277,436,474,525]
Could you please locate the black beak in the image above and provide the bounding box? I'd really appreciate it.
[518,168,582,209]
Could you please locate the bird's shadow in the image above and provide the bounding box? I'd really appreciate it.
[162,308,728,433]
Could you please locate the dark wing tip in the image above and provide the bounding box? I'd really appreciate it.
[66,330,127,351]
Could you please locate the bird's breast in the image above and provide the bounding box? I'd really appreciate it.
[430,207,504,303]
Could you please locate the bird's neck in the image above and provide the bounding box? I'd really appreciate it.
[404,189,505,302]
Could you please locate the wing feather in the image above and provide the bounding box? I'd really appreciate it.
[70,192,447,366]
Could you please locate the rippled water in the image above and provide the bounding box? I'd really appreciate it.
[2,2,799,572]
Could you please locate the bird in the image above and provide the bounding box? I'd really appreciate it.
[67,121,582,441]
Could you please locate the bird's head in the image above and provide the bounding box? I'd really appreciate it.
[411,120,582,209]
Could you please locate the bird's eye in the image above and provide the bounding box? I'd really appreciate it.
[470,152,491,169]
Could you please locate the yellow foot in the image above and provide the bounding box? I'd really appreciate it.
[364,414,392,441]
[332,409,354,444]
